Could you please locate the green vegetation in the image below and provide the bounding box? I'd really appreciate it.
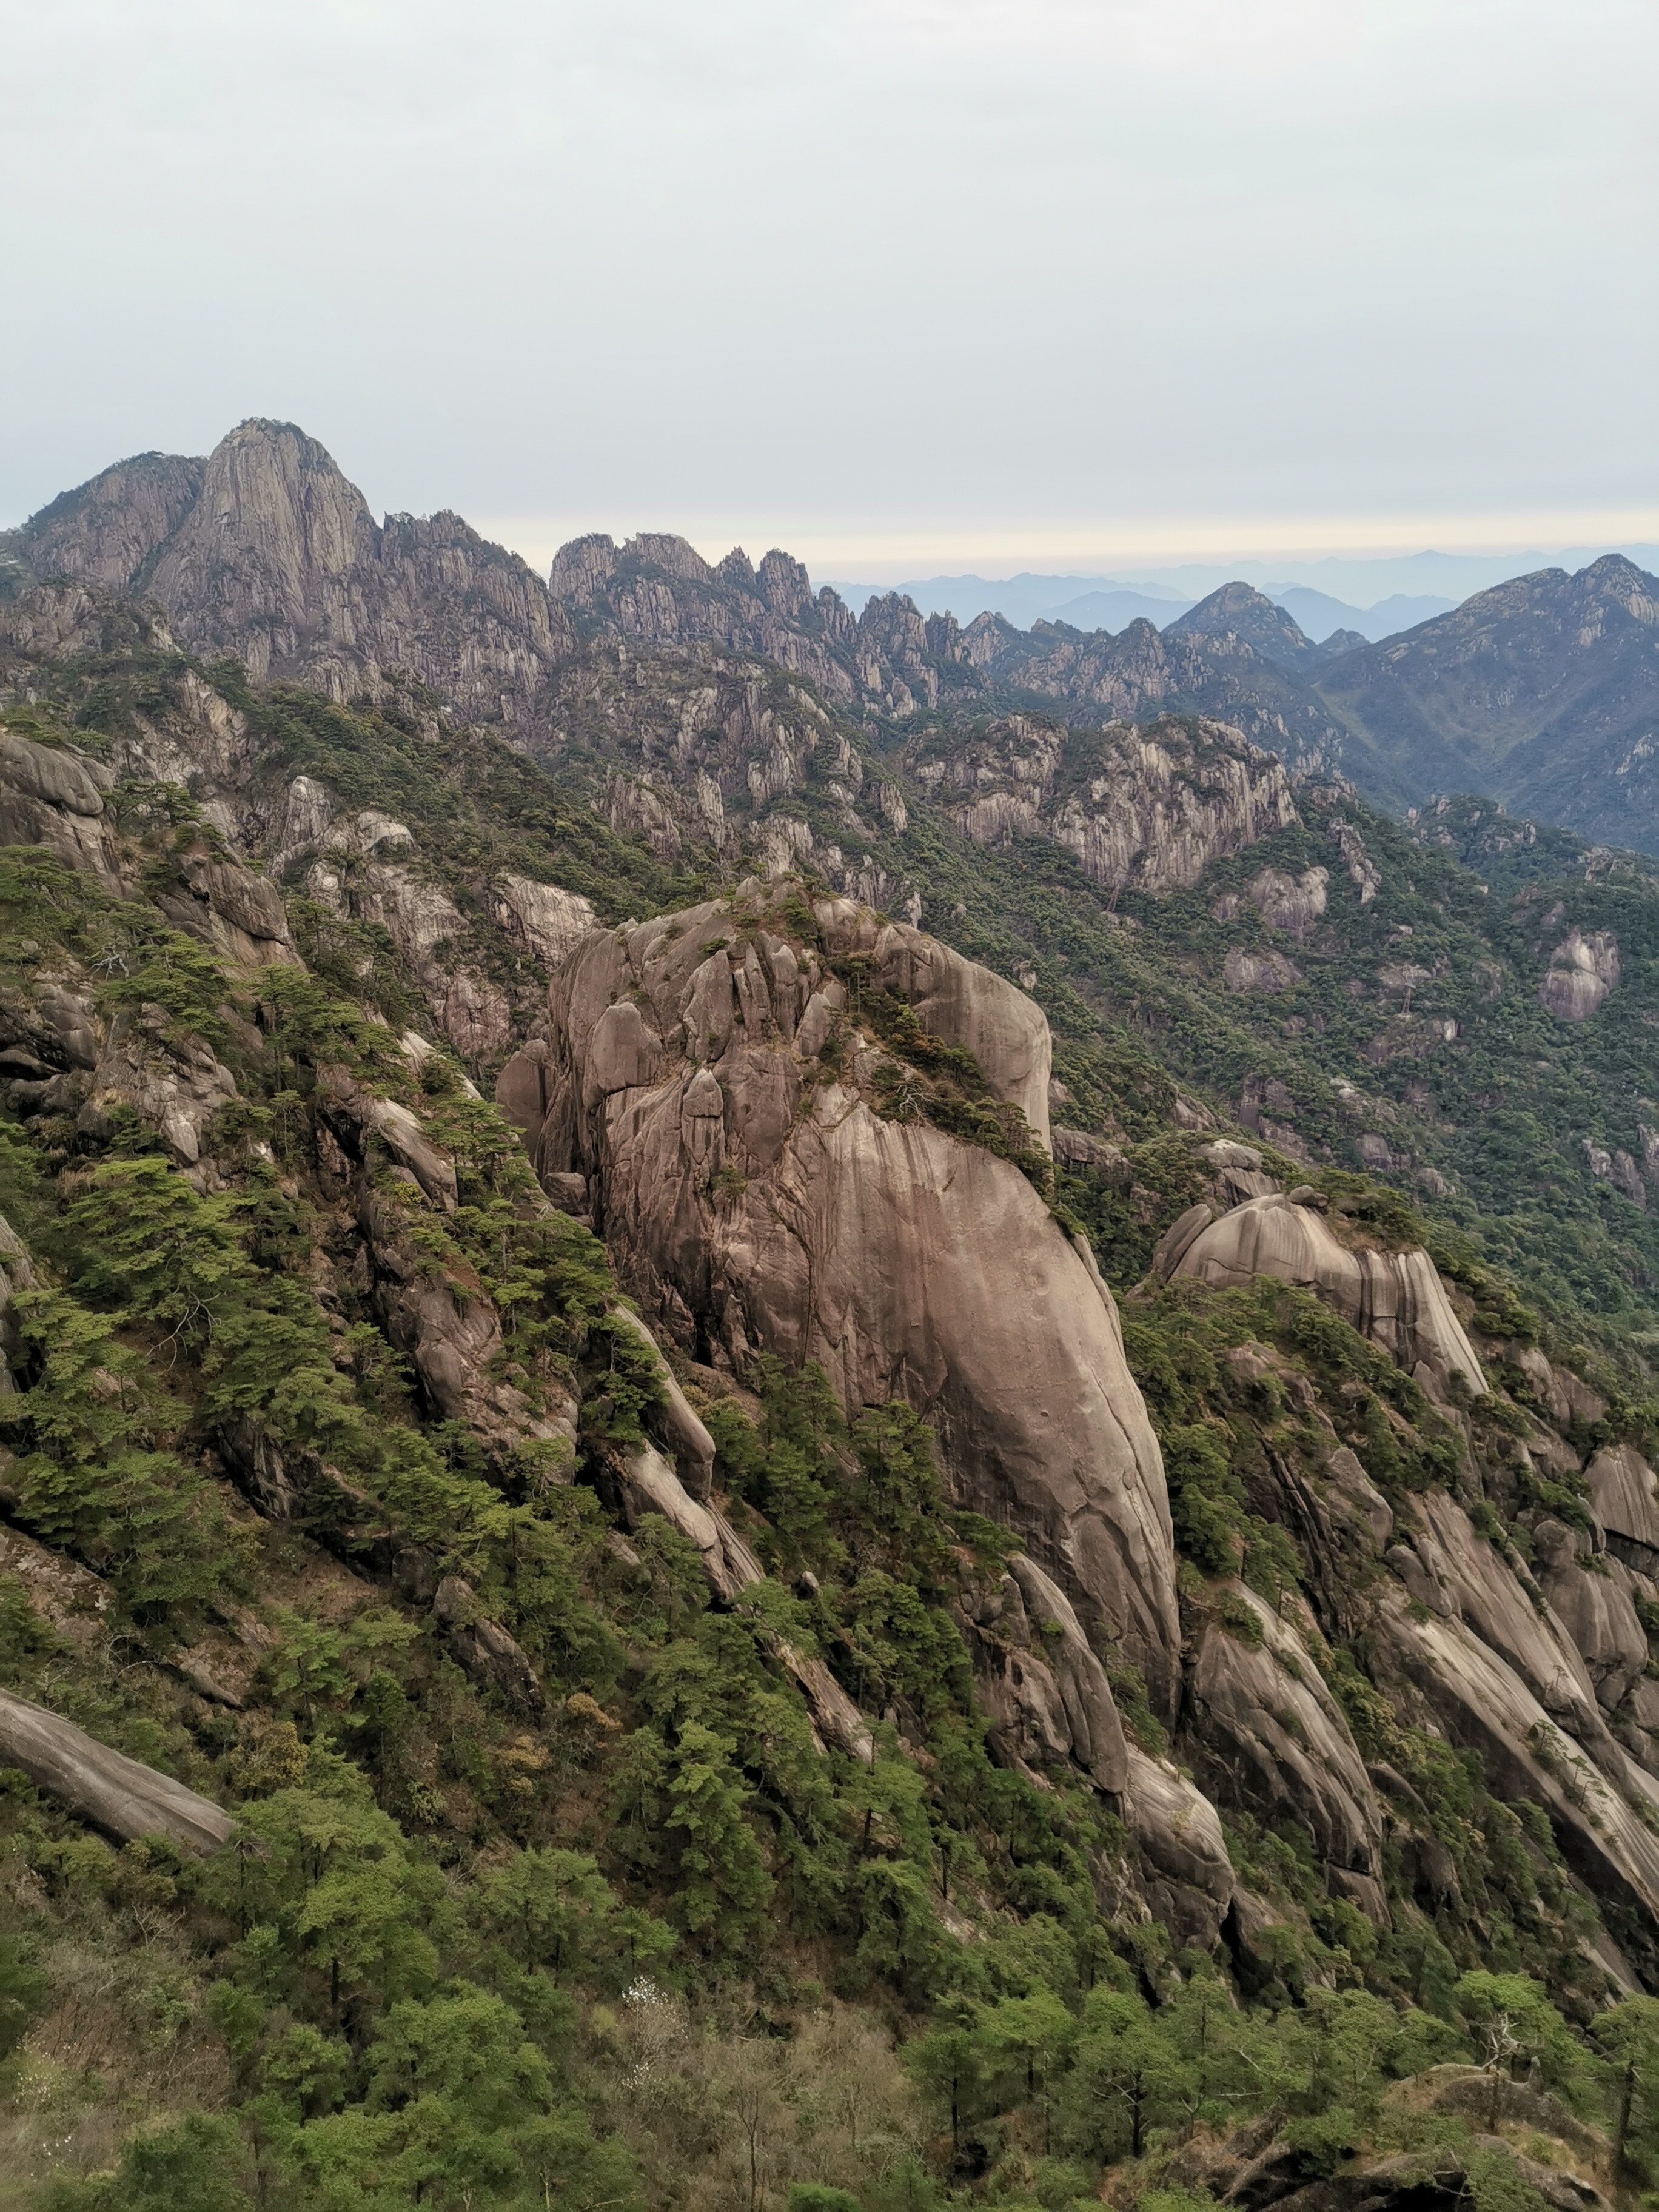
[2,585,1659,2212]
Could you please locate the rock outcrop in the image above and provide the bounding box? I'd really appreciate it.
[905,714,1299,897]
[0,728,121,885]
[512,883,1182,1717]
[1121,1746,1236,1948]
[1182,1584,1386,1915]
[962,1553,1130,1792]
[1167,1191,1487,1395]
[0,1686,235,1855]
[13,421,577,740]
[1541,927,1620,1021]
[79,1005,240,1169]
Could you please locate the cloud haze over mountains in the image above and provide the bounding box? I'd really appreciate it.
[5,0,1657,568]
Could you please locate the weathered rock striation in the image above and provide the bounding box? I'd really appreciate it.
[503,883,1183,1714]
[905,714,1299,896]
[1167,1190,1488,1395]
[12,421,576,737]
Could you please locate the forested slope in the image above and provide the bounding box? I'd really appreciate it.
[0,527,1656,2212]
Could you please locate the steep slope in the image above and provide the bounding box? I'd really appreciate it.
[1318,556,1659,848]
[8,451,1659,2212]
[8,420,576,739]
[1164,580,1321,672]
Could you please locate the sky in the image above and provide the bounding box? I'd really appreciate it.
[4,0,1657,582]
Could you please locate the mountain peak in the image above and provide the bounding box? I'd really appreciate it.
[1165,580,1315,668]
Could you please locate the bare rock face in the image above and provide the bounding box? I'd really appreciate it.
[1170,1191,1487,1395]
[1245,863,1328,937]
[905,714,1299,898]
[318,1068,459,1210]
[25,421,577,742]
[1393,1493,1609,1750]
[1585,1442,1659,1572]
[1531,1521,1649,1715]
[1372,1587,1659,1961]
[79,1005,239,1168]
[13,451,206,588]
[1223,947,1303,994]
[526,886,1182,1717]
[962,1554,1129,1792]
[1182,1584,1386,1913]
[0,728,121,884]
[1540,927,1620,1020]
[491,876,597,970]
[0,1686,233,1855]
[154,846,298,969]
[1121,1746,1236,1949]
[301,849,514,1061]
[815,895,1052,1148]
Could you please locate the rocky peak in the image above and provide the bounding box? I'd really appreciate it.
[149,418,377,659]
[715,546,757,590]
[546,532,620,605]
[619,532,713,583]
[1316,554,1659,846]
[11,418,576,736]
[1165,580,1316,671]
[15,449,206,591]
[756,548,812,620]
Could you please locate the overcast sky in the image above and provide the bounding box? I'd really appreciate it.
[4,0,1656,577]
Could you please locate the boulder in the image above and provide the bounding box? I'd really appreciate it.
[585,1000,664,1102]
[1122,1744,1235,1949]
[1052,1127,1127,1172]
[1247,863,1329,937]
[1150,1202,1215,1282]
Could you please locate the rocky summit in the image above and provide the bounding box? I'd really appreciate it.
[2,423,1659,2212]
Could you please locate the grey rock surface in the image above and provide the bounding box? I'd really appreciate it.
[0,1686,235,1855]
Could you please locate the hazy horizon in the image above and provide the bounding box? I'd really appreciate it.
[5,0,1655,568]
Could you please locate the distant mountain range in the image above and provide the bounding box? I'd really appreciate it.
[826,571,1460,645]
[1267,585,1456,643]
[826,571,1191,629]
[5,419,1658,854]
